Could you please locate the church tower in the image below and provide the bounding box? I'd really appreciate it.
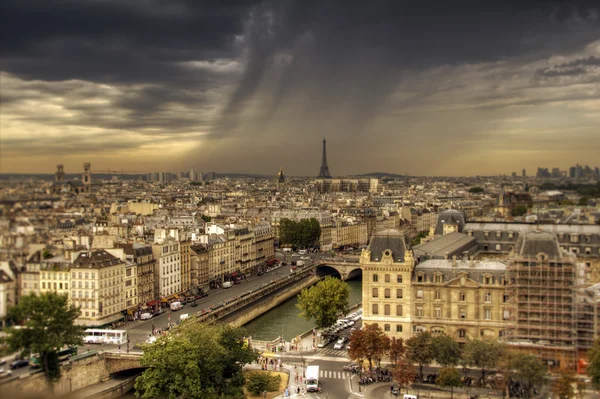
[55,164,65,182]
[277,166,286,190]
[82,162,92,192]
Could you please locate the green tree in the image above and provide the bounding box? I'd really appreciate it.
[246,372,281,396]
[512,204,528,217]
[436,367,462,399]
[462,338,504,384]
[347,323,390,374]
[560,199,575,206]
[134,322,257,399]
[405,332,434,379]
[201,214,212,222]
[509,353,547,398]
[410,231,428,247]
[279,218,321,248]
[7,292,83,384]
[552,368,577,399]
[588,338,600,391]
[296,276,349,329]
[578,196,590,206]
[469,187,484,194]
[432,334,461,367]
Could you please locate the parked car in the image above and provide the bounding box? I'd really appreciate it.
[334,339,346,350]
[10,359,29,370]
[153,308,165,317]
[0,369,12,379]
[190,301,198,307]
[140,312,153,320]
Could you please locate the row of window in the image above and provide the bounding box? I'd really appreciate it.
[372,274,403,283]
[372,304,403,316]
[374,272,499,285]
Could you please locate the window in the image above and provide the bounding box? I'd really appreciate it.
[570,235,579,243]
[484,292,492,303]
[42,282,46,289]
[434,307,442,318]
[416,289,423,299]
[384,305,390,316]
[503,310,510,320]
[434,274,443,283]
[372,304,379,315]
[484,276,492,285]
[459,292,466,301]
[495,244,501,251]
[397,289,403,299]
[396,305,403,316]
[458,329,467,339]
[372,288,379,298]
[373,274,378,283]
[384,324,390,332]
[459,307,467,319]
[396,325,403,333]
[434,290,441,300]
[499,330,508,337]
[397,275,403,283]
[417,274,424,282]
[416,306,423,317]
[503,294,509,303]
[384,288,391,298]
[484,308,491,320]
[385,274,390,283]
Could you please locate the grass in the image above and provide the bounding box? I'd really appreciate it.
[243,370,289,399]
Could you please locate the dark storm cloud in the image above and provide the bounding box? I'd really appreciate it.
[534,55,600,79]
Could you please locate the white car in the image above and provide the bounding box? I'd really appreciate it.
[140,312,153,320]
[146,336,157,344]
[334,340,345,350]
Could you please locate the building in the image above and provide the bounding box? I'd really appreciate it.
[0,268,16,328]
[360,229,415,340]
[331,221,368,249]
[316,178,379,193]
[70,249,126,326]
[318,138,332,178]
[180,239,191,292]
[190,244,209,292]
[250,221,275,274]
[151,239,181,299]
[277,167,286,190]
[117,243,155,306]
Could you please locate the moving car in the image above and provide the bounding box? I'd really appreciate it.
[190,301,198,307]
[10,359,28,370]
[334,338,347,350]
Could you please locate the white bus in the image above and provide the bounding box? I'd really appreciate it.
[83,329,128,345]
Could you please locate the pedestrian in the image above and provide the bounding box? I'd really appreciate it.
[118,344,121,353]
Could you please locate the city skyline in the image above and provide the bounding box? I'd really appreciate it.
[1,1,600,176]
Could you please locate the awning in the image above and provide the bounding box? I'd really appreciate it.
[231,271,238,277]
[147,300,160,307]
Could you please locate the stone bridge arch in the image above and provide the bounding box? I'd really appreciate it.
[316,262,362,281]
[103,352,145,375]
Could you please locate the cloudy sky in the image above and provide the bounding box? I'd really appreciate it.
[1,0,600,176]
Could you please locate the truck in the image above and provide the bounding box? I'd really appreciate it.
[305,365,321,392]
[223,281,233,289]
[170,302,183,311]
[296,260,305,267]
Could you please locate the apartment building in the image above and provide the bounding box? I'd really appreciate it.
[40,255,72,297]
[71,249,125,326]
[190,244,210,291]
[206,233,235,288]
[180,239,191,292]
[331,221,368,249]
[251,221,275,272]
[117,243,155,306]
[151,239,182,298]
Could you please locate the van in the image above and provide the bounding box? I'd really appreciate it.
[223,281,233,289]
[282,248,292,253]
[403,395,417,399]
[140,312,153,320]
[170,302,183,311]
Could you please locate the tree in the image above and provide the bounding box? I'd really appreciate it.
[552,368,577,399]
[279,218,321,248]
[578,196,590,206]
[134,322,257,399]
[509,353,547,399]
[469,187,484,194]
[246,372,281,396]
[393,358,416,393]
[512,204,528,217]
[589,338,600,391]
[201,214,212,222]
[431,334,461,367]
[347,323,390,374]
[296,276,349,329]
[462,338,504,384]
[436,367,462,399]
[7,292,83,384]
[388,337,406,366]
[405,332,434,379]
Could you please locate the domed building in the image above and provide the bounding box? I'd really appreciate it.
[276,167,285,190]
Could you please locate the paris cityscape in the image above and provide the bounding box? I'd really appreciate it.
[1,1,600,399]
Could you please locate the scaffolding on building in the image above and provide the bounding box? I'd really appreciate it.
[505,254,578,369]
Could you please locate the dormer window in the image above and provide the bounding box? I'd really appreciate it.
[416,273,424,283]
[484,275,493,285]
[434,273,443,283]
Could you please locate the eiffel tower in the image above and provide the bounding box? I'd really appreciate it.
[318,138,332,178]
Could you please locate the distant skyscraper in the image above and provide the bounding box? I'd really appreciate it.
[318,138,332,178]
[522,169,526,177]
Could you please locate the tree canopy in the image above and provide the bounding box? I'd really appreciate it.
[7,292,83,382]
[462,338,504,383]
[468,187,484,194]
[504,353,547,399]
[512,204,529,217]
[279,218,321,248]
[347,323,390,373]
[436,367,462,399]
[405,332,434,379]
[588,338,600,391]
[296,276,349,329]
[432,334,462,367]
[135,322,257,399]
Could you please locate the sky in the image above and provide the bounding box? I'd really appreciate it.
[1,0,600,177]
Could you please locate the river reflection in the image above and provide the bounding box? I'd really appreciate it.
[243,278,362,341]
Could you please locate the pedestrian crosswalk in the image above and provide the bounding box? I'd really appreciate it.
[317,347,347,357]
[319,370,351,379]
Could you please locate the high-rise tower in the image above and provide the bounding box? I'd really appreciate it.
[318,138,332,178]
[82,162,92,192]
